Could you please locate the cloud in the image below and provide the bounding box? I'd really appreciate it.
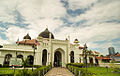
[0,0,120,55]
[55,0,120,54]
[0,0,18,23]
[68,0,97,10]
[72,0,120,25]
[0,36,9,44]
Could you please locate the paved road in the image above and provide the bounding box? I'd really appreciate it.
[45,67,74,76]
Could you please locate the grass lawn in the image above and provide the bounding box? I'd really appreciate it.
[83,67,120,76]
[0,68,33,75]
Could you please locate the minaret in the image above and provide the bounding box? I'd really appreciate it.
[49,32,52,65]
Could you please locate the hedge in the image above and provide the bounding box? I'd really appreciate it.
[67,65,95,76]
[66,63,95,68]
[15,65,52,76]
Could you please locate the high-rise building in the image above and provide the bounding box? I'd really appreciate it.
[108,47,115,55]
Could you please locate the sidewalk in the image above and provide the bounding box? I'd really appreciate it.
[45,67,74,76]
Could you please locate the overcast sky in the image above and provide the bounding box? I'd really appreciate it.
[0,0,120,55]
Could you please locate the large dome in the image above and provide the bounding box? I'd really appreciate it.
[39,28,54,39]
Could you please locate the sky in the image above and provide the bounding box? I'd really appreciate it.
[0,0,120,55]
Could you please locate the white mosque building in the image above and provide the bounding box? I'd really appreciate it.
[0,28,97,67]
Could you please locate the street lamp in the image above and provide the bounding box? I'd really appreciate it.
[83,43,88,74]
[32,45,37,71]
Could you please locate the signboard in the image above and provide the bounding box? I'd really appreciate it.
[10,58,22,66]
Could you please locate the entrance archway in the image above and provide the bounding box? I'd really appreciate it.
[42,49,47,65]
[54,51,62,67]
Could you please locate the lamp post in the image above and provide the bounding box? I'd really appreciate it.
[83,43,88,74]
[32,45,37,71]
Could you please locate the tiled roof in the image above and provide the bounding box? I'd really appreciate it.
[17,39,40,45]
[79,46,84,49]
[96,57,111,60]
[94,51,100,54]
[115,54,120,57]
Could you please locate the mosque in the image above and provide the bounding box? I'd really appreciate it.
[0,28,98,67]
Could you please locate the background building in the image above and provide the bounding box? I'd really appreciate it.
[108,47,115,55]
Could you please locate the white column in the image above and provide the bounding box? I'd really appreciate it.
[87,57,90,63]
[93,57,96,63]
[46,52,50,65]
[81,57,84,63]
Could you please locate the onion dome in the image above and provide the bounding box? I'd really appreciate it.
[74,39,79,43]
[39,28,54,39]
[23,33,31,40]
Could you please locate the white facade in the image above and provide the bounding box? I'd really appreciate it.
[0,28,96,67]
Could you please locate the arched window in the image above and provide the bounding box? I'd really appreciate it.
[27,55,34,65]
[70,51,74,63]
[42,49,47,65]
[17,54,23,58]
[89,57,93,64]
[3,54,12,66]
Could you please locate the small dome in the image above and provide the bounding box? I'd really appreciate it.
[39,28,54,39]
[23,33,31,40]
[74,39,79,43]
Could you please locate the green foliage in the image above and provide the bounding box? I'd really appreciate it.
[3,64,10,67]
[0,64,51,76]
[66,63,95,68]
[15,65,52,76]
[109,63,120,72]
[66,63,120,76]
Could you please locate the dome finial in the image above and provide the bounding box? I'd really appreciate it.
[74,39,79,43]
[23,33,31,40]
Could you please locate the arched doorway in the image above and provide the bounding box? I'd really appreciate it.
[54,51,62,67]
[3,54,12,66]
[95,58,99,65]
[70,51,74,63]
[27,55,34,65]
[42,49,47,65]
[89,57,93,64]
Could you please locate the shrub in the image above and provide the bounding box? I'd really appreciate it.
[15,65,52,76]
[0,64,2,67]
